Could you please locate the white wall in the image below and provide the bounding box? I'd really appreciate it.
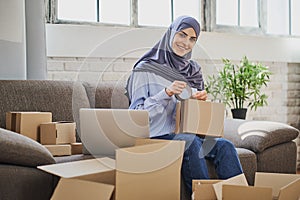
[46,24,300,63]
[0,0,47,80]
[0,0,26,79]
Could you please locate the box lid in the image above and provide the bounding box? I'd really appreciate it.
[116,140,185,173]
[38,157,115,178]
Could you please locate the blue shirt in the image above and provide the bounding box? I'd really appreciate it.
[128,71,178,137]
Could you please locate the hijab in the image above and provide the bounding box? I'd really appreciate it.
[125,16,204,101]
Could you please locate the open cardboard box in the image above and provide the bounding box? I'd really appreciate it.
[192,172,300,200]
[175,99,225,137]
[38,157,116,200]
[38,139,185,200]
[254,172,300,200]
[115,138,185,200]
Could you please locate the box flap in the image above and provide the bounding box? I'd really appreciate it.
[51,178,114,200]
[134,138,171,146]
[193,180,222,200]
[116,140,185,173]
[222,185,272,200]
[192,179,221,192]
[255,172,300,198]
[38,157,115,178]
[278,178,300,200]
[213,174,248,200]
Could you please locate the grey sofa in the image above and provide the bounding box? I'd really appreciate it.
[0,80,299,200]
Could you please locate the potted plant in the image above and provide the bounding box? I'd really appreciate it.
[205,56,271,119]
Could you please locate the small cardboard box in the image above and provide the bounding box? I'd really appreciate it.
[175,99,225,137]
[71,142,83,155]
[192,172,300,200]
[40,121,76,145]
[6,111,52,141]
[38,157,115,200]
[115,139,185,200]
[44,144,72,156]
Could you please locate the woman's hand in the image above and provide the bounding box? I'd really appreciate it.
[192,90,207,101]
[165,81,187,97]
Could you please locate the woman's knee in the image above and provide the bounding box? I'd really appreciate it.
[217,138,236,151]
[173,133,202,150]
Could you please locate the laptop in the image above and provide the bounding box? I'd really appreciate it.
[79,108,150,156]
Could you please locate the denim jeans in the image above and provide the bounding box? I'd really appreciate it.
[152,133,243,197]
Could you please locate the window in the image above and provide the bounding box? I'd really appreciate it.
[291,0,300,35]
[57,0,97,22]
[55,0,201,27]
[215,0,258,27]
[137,0,201,27]
[266,0,300,36]
[266,0,289,35]
[56,0,130,25]
[99,0,130,25]
[239,0,258,27]
[138,0,171,27]
[51,0,300,37]
[173,0,201,22]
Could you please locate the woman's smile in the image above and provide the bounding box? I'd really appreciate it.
[172,27,197,57]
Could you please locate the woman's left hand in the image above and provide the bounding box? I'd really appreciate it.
[192,90,207,101]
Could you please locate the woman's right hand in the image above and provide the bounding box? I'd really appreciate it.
[165,81,187,97]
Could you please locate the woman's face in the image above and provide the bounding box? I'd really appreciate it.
[172,27,197,57]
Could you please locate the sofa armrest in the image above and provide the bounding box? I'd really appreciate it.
[224,119,299,153]
[0,128,55,167]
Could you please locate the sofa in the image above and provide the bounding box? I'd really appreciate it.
[0,80,299,200]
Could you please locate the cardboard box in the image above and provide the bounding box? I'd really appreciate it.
[39,139,184,200]
[38,157,115,200]
[40,121,76,145]
[192,172,300,200]
[44,144,72,156]
[175,99,225,137]
[254,172,300,200]
[71,142,83,155]
[115,139,185,200]
[6,111,52,141]
[192,180,221,200]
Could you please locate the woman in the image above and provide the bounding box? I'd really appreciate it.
[125,16,243,197]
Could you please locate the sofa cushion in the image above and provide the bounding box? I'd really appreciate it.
[0,128,55,167]
[0,80,91,142]
[224,119,299,153]
[83,81,129,109]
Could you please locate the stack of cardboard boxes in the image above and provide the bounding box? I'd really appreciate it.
[5,111,82,156]
[40,121,81,156]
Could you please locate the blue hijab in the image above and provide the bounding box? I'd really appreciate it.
[132,15,204,90]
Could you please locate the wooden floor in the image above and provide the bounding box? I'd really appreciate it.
[298,169,300,174]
